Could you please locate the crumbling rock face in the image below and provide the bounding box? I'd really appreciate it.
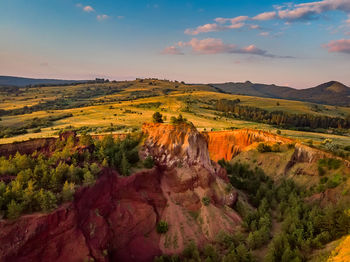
[0,123,241,261]
[141,123,241,254]
[0,168,166,262]
[205,129,292,162]
[142,123,214,172]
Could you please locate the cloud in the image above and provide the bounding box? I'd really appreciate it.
[324,39,350,53]
[97,14,110,21]
[184,0,350,36]
[259,32,270,37]
[215,16,249,24]
[253,11,277,21]
[277,0,350,21]
[185,23,222,35]
[161,46,184,55]
[76,4,95,13]
[250,24,261,29]
[165,38,293,58]
[83,5,95,12]
[184,16,248,35]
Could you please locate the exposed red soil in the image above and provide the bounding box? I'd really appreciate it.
[204,129,293,162]
[0,124,242,261]
[0,168,166,262]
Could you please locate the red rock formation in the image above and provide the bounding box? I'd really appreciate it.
[0,138,56,157]
[0,168,166,262]
[205,129,293,162]
[0,123,241,261]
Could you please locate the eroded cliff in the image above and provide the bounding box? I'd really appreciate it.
[0,123,241,262]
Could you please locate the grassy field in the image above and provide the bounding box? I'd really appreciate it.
[1,79,350,147]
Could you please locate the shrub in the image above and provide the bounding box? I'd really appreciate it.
[257,143,272,153]
[318,166,326,176]
[143,156,154,169]
[152,112,163,123]
[170,114,187,125]
[156,221,169,234]
[271,143,280,152]
[202,196,211,206]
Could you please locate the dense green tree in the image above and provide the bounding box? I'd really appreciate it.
[152,112,164,123]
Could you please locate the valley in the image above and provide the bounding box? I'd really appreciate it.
[0,78,350,261]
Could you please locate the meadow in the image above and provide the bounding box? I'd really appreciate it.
[1,79,350,149]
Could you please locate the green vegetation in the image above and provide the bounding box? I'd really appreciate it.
[216,99,350,131]
[202,196,211,206]
[143,156,155,169]
[0,132,141,219]
[152,112,164,123]
[157,221,169,234]
[170,114,188,125]
[219,161,350,262]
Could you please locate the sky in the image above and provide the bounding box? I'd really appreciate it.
[0,0,350,88]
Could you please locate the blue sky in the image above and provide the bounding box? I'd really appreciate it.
[0,0,350,88]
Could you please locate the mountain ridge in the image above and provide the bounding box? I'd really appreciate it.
[211,80,350,106]
[0,76,86,87]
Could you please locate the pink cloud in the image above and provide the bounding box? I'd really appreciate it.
[250,24,261,29]
[215,16,249,24]
[277,0,350,21]
[97,14,110,21]
[185,23,221,35]
[180,38,237,54]
[161,46,184,55]
[324,39,350,53]
[185,16,248,35]
[253,11,277,21]
[259,32,270,37]
[165,38,293,58]
[83,5,95,13]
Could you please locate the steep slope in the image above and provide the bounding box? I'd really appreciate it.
[0,123,241,262]
[327,235,350,262]
[212,81,350,106]
[205,129,350,190]
[204,129,293,162]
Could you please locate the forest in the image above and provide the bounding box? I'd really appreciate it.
[0,132,143,219]
[216,99,350,130]
[154,161,350,262]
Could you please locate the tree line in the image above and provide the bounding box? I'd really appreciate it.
[216,99,350,130]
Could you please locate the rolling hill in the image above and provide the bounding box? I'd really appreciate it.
[212,81,350,106]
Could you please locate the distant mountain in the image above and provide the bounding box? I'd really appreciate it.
[0,76,85,87]
[211,81,350,106]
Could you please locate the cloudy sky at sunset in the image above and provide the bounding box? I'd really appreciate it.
[1,0,350,88]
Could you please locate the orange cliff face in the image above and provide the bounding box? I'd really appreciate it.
[141,123,241,254]
[0,123,241,262]
[204,129,293,162]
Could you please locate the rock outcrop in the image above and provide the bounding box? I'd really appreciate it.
[0,123,241,262]
[0,168,166,262]
[205,129,292,162]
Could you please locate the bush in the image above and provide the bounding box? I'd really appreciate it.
[257,143,272,153]
[143,156,154,169]
[170,114,187,125]
[156,221,169,234]
[271,143,280,152]
[152,112,163,123]
[202,196,211,206]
